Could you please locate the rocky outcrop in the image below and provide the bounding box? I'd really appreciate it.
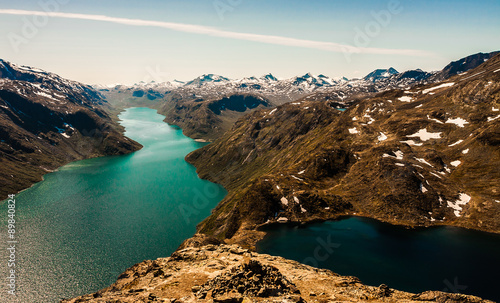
[193,259,300,299]
[429,51,500,82]
[61,244,492,303]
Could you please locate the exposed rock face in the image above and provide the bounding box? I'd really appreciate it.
[194,259,300,300]
[61,244,492,303]
[186,54,500,248]
[0,60,142,200]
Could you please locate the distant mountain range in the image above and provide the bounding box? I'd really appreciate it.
[95,51,500,140]
[97,71,346,104]
[98,51,499,103]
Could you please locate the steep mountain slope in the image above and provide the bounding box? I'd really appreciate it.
[62,243,492,303]
[186,53,500,247]
[430,51,500,82]
[0,60,142,200]
[160,93,272,140]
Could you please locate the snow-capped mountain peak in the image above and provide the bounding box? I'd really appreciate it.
[0,59,102,104]
[262,73,278,81]
[291,73,336,87]
[364,67,398,82]
[172,80,186,86]
[95,52,495,107]
[185,74,231,87]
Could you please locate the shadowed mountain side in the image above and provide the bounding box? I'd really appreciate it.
[0,60,142,200]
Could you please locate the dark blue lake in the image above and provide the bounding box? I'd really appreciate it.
[256,217,500,301]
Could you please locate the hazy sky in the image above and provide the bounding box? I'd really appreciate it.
[0,0,499,85]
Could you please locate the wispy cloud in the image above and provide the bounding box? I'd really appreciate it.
[0,9,431,57]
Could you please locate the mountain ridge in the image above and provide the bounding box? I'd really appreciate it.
[98,51,499,95]
[185,52,500,248]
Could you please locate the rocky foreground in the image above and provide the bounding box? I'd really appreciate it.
[62,242,492,303]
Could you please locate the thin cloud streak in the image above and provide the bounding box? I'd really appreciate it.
[0,9,432,56]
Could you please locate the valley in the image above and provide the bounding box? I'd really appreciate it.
[96,52,499,142]
[1,51,499,302]
[1,0,498,301]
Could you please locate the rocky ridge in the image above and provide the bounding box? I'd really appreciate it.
[61,243,492,303]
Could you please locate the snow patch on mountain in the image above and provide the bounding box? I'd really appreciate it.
[422,82,455,94]
[447,193,471,217]
[446,117,469,128]
[407,128,442,141]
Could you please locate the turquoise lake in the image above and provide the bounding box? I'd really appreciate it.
[0,107,227,302]
[257,217,500,301]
